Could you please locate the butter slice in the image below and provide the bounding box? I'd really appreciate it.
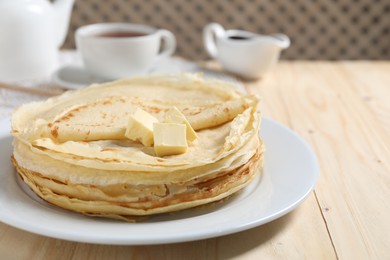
[164,107,197,143]
[125,108,158,146]
[153,123,188,157]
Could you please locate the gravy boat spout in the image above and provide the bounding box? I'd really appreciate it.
[269,33,291,49]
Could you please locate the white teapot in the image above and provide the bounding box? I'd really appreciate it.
[0,0,74,81]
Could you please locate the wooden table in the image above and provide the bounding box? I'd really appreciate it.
[1,61,389,259]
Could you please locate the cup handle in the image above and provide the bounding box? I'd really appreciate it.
[156,29,176,58]
[203,23,225,59]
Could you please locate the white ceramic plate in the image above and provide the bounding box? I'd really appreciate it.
[0,117,318,245]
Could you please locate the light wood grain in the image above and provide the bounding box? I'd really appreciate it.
[1,61,389,259]
[252,61,390,259]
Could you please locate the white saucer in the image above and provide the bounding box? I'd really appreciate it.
[52,57,245,92]
[51,65,108,89]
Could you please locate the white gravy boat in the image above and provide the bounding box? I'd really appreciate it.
[203,23,290,79]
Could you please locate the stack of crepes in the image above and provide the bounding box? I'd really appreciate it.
[11,74,264,221]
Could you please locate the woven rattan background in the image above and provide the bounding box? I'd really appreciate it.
[63,0,390,60]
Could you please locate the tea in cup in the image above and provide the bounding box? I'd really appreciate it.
[76,23,176,79]
[203,23,290,79]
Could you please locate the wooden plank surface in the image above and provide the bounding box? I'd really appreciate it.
[1,61,389,259]
[249,61,390,259]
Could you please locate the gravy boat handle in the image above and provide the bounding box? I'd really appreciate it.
[203,23,225,58]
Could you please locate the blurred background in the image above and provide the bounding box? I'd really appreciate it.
[63,0,390,60]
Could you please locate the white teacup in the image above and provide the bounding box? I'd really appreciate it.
[203,23,290,79]
[76,23,176,79]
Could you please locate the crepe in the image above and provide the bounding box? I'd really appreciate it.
[11,74,264,221]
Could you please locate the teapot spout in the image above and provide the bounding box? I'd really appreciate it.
[53,0,75,48]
